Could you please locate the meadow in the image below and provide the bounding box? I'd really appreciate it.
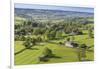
[15,29,94,65]
[14,7,94,65]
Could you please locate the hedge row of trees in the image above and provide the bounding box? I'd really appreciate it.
[15,17,94,41]
[15,17,94,61]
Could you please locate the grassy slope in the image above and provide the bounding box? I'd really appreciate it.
[15,42,78,65]
[15,16,26,25]
[15,30,94,65]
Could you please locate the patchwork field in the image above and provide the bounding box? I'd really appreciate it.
[14,5,94,65]
[15,31,94,65]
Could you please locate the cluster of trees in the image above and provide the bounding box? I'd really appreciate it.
[15,17,94,41]
[15,17,94,61]
[22,36,43,49]
[88,27,93,38]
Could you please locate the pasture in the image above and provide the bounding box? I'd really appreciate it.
[14,7,94,65]
[15,30,94,65]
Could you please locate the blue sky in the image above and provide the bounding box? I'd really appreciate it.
[15,3,94,13]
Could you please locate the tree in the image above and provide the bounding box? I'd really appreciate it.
[27,20,32,26]
[32,22,38,27]
[80,44,87,61]
[56,31,62,39]
[76,44,87,61]
[20,35,26,41]
[23,40,33,49]
[15,24,21,29]
[39,47,53,61]
[15,35,19,41]
[36,36,42,42]
[23,37,35,49]
[71,36,75,42]
[71,42,78,48]
[42,47,53,57]
[49,30,56,40]
[44,30,50,41]
[72,28,83,35]
[33,28,44,35]
[88,28,93,38]
[33,28,40,35]
[20,28,26,35]
[76,47,81,61]
[80,44,87,49]
[66,37,70,42]
[45,30,56,40]
[31,37,37,45]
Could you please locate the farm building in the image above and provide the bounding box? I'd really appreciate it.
[65,41,78,48]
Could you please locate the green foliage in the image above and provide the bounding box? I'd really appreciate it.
[56,31,63,38]
[42,47,53,57]
[76,44,88,61]
[88,28,93,38]
[45,30,56,40]
[36,36,43,42]
[49,30,56,40]
[39,47,53,62]
[33,28,41,35]
[23,37,36,49]
[15,16,94,64]
[71,36,75,41]
[15,35,26,41]
[23,41,32,49]
[66,37,70,42]
[80,44,87,49]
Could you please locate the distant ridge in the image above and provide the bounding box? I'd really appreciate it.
[15,3,94,13]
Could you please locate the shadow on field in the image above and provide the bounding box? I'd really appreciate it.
[48,55,62,59]
[15,48,26,55]
[15,48,38,55]
[39,55,62,62]
[81,59,93,61]
[46,41,64,46]
[47,41,59,45]
[28,48,39,50]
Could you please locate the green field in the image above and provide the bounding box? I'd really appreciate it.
[14,8,94,65]
[15,30,94,65]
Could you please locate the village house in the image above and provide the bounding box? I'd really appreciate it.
[65,41,78,48]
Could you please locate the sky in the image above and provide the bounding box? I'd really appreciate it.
[15,3,94,13]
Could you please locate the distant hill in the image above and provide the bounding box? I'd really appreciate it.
[15,8,94,21]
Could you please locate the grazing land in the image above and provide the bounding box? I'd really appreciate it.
[14,5,94,65]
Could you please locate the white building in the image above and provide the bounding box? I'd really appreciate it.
[65,42,73,47]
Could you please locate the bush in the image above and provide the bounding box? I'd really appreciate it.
[42,47,53,57]
[39,47,53,61]
[23,40,33,49]
[23,37,36,49]
[80,44,87,49]
[36,36,43,42]
[59,42,64,45]
[15,35,26,41]
[15,35,19,41]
